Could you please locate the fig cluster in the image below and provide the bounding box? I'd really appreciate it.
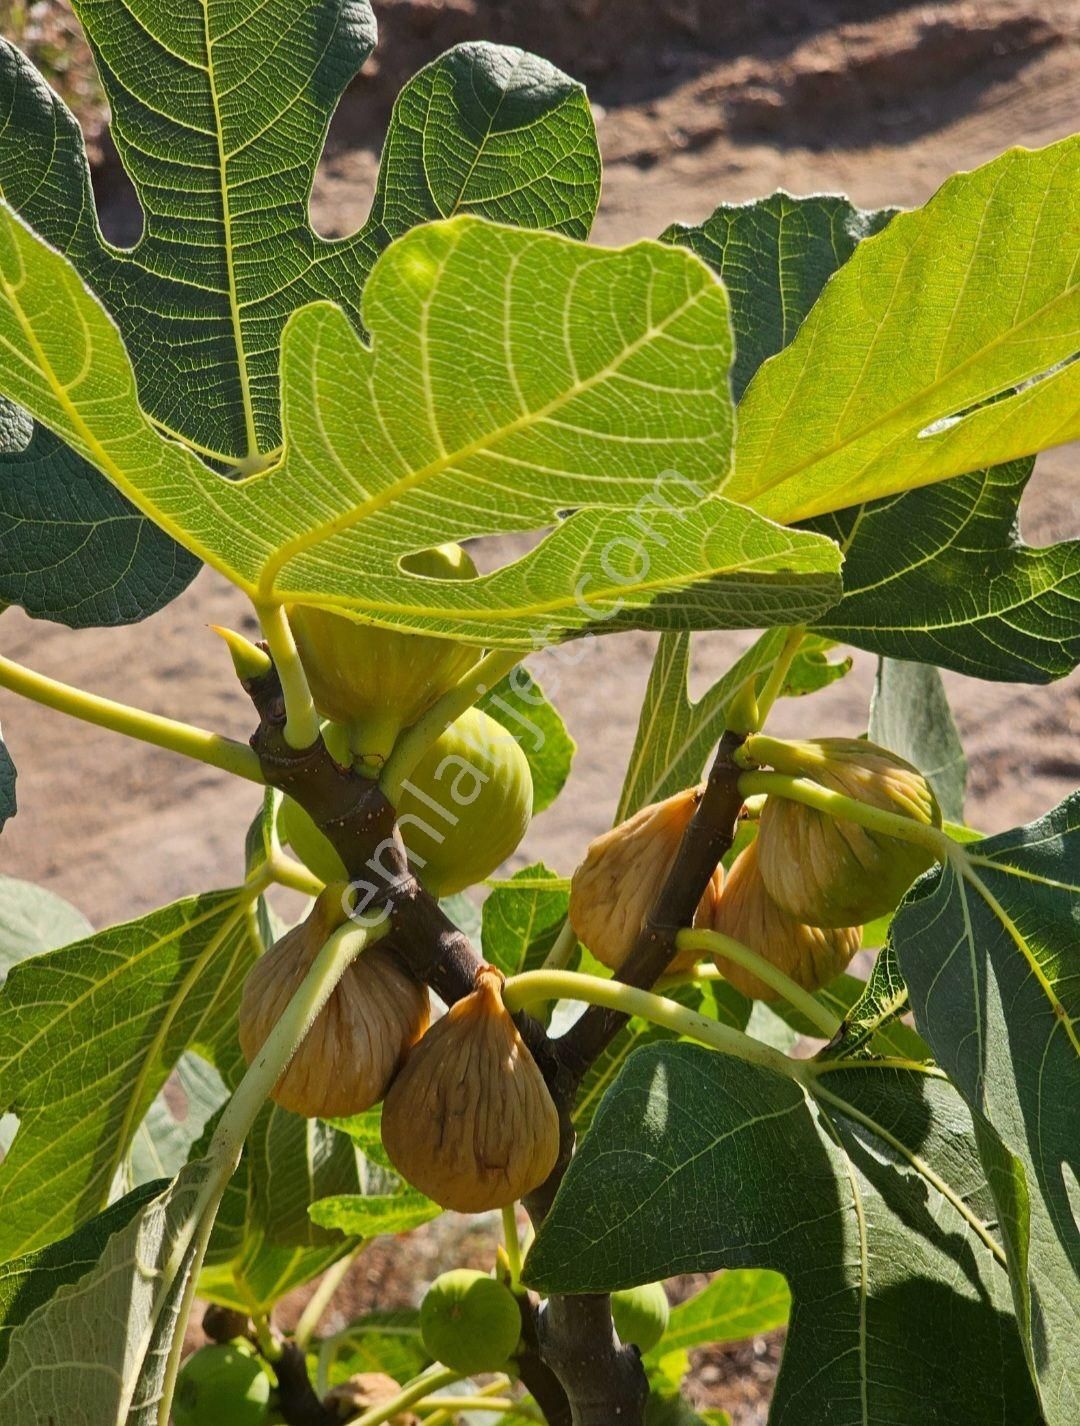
[569,738,939,999]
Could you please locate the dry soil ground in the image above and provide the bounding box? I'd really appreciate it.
[0,2,1078,1420]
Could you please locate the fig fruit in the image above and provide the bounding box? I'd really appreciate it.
[419,1269,522,1375]
[706,839,861,999]
[611,1281,670,1354]
[173,1344,270,1426]
[394,706,533,894]
[238,894,429,1118]
[381,965,559,1212]
[756,737,942,926]
[289,544,483,762]
[280,707,532,893]
[568,787,723,969]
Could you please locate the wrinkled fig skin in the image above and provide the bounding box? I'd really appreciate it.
[238,898,429,1118]
[707,838,861,999]
[288,544,482,734]
[569,787,723,969]
[757,737,941,927]
[381,965,560,1212]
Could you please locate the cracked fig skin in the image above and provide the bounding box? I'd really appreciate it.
[238,899,429,1119]
[707,838,862,999]
[568,786,723,969]
[756,737,942,926]
[381,964,560,1213]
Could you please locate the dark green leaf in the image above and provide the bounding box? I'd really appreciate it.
[892,796,1080,1422]
[662,192,894,400]
[0,726,14,832]
[480,670,575,814]
[811,456,1080,682]
[481,864,572,978]
[815,948,926,1063]
[248,1105,364,1249]
[527,1045,1037,1425]
[868,658,967,822]
[0,887,259,1257]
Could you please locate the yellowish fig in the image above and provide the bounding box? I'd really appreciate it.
[281,707,533,894]
[756,737,942,926]
[381,965,559,1212]
[288,544,483,766]
[706,839,861,999]
[568,787,723,969]
[238,895,429,1118]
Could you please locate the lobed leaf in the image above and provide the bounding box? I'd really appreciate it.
[892,796,1080,1422]
[0,207,842,644]
[728,139,1080,524]
[527,1045,1039,1425]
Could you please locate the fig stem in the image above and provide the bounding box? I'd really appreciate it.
[752,625,807,728]
[256,600,321,750]
[379,647,522,803]
[344,1364,460,1426]
[502,1202,524,1287]
[268,851,326,898]
[672,929,843,1039]
[737,770,953,859]
[293,1242,364,1351]
[503,971,802,1080]
[539,919,578,971]
[415,1397,542,1420]
[0,649,263,783]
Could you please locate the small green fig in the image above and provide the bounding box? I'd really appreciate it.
[281,707,533,894]
[173,1344,270,1426]
[611,1281,670,1353]
[756,737,942,926]
[289,544,483,766]
[419,1269,521,1375]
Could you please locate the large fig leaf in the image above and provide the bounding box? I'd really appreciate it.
[0,22,600,623]
[0,887,259,1257]
[0,207,842,645]
[891,796,1080,1423]
[526,1045,1039,1426]
[727,139,1080,524]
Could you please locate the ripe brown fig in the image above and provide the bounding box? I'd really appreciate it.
[568,787,723,969]
[381,965,559,1212]
[756,737,942,926]
[706,839,861,999]
[238,895,429,1118]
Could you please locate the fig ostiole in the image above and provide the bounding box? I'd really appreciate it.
[755,737,942,926]
[281,707,533,895]
[288,544,483,768]
[419,1269,522,1375]
[238,894,429,1118]
[568,786,722,970]
[381,964,560,1213]
[705,838,861,999]
[611,1281,670,1354]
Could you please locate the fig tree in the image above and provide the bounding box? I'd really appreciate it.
[381,965,559,1212]
[756,737,942,926]
[611,1281,670,1353]
[173,1344,270,1426]
[419,1269,522,1375]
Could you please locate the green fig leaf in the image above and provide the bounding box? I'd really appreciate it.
[868,658,968,823]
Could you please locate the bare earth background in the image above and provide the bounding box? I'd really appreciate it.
[0,1,1077,1418]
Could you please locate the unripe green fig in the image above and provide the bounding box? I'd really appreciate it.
[611,1281,670,1353]
[173,1344,270,1426]
[281,708,533,894]
[755,737,942,927]
[289,544,483,766]
[419,1269,521,1375]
